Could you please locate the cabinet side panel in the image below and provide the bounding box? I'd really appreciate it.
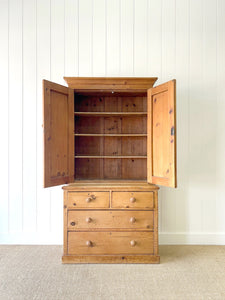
[147,89,153,183]
[63,191,68,255]
[153,191,159,255]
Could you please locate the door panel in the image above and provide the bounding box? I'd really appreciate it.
[43,80,74,187]
[147,80,176,187]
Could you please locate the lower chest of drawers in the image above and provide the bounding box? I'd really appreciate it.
[62,185,159,264]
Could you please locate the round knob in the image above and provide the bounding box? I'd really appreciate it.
[86,197,92,203]
[70,221,75,226]
[86,217,92,223]
[86,240,92,247]
[130,240,136,247]
[130,197,136,203]
[130,217,136,223]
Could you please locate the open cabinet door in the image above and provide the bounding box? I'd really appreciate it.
[43,80,74,188]
[147,80,177,187]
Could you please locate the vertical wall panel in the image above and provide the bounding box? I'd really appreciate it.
[120,0,134,76]
[174,0,189,233]
[188,0,204,233]
[160,0,176,233]
[0,0,9,234]
[51,0,65,83]
[134,0,148,75]
[22,0,37,232]
[216,0,225,233]
[79,0,93,76]
[65,0,79,76]
[36,0,51,234]
[8,0,23,233]
[202,0,217,233]
[161,0,176,80]
[148,0,162,78]
[93,0,106,76]
[106,0,120,75]
[50,0,65,238]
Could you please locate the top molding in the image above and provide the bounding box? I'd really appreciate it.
[64,77,158,92]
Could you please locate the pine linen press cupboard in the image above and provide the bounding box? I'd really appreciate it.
[43,77,176,263]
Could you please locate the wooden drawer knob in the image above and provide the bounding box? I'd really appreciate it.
[86,217,92,223]
[130,240,136,247]
[86,197,92,203]
[70,221,75,226]
[86,240,92,247]
[130,197,136,203]
[130,217,136,223]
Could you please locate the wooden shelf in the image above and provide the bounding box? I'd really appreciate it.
[75,156,147,159]
[74,134,147,137]
[74,112,147,117]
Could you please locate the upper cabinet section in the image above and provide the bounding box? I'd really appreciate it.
[147,80,177,188]
[64,77,158,93]
[43,77,176,188]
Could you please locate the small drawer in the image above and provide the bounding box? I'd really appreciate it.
[68,231,154,255]
[67,192,109,208]
[68,210,153,230]
[112,192,154,209]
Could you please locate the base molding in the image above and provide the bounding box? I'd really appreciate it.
[159,233,225,245]
[62,254,160,264]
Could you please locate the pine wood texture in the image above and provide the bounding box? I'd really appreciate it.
[67,231,154,255]
[62,255,160,264]
[147,80,177,187]
[74,93,147,180]
[67,191,109,208]
[43,80,74,188]
[42,76,177,263]
[63,190,68,255]
[43,76,177,186]
[74,112,147,116]
[112,191,154,209]
[64,77,158,91]
[67,210,154,230]
[63,183,159,263]
[153,191,159,255]
[62,181,159,190]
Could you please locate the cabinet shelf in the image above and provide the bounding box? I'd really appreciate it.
[75,156,147,159]
[74,112,147,117]
[74,134,147,137]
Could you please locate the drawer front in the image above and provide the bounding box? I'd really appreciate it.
[68,231,154,255]
[68,210,153,230]
[67,192,109,208]
[112,192,154,209]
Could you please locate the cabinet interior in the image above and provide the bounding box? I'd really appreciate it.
[74,91,147,181]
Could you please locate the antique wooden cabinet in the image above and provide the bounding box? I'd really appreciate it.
[43,77,176,263]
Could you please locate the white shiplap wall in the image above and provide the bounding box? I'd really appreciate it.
[0,0,225,244]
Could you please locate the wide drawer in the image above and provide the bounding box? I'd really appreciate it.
[67,192,109,208]
[68,231,154,255]
[68,210,153,230]
[112,192,154,209]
